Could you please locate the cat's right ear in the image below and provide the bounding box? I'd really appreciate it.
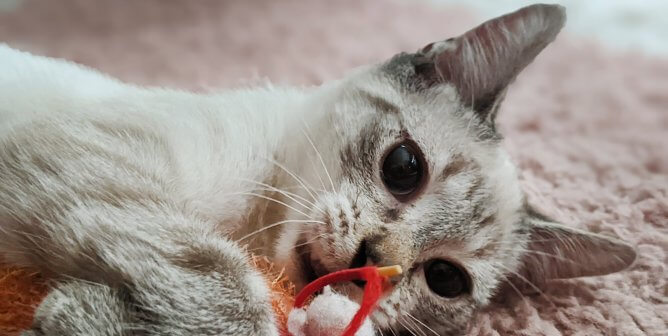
[502,206,636,295]
[415,4,566,125]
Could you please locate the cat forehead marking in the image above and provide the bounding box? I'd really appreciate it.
[358,90,400,115]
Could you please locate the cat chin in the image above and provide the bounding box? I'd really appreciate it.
[294,238,319,284]
[273,226,313,290]
[274,227,342,293]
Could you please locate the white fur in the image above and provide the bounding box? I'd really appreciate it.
[0,43,322,235]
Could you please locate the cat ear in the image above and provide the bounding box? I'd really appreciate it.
[418,4,566,124]
[507,206,636,293]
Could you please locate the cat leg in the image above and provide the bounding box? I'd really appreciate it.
[2,200,278,336]
[15,224,278,336]
[22,281,135,336]
[0,122,278,335]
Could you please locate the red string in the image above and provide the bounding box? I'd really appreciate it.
[293,266,386,336]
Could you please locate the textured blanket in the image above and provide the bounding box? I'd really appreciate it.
[1,0,665,335]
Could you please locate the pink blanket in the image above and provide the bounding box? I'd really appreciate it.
[1,0,665,334]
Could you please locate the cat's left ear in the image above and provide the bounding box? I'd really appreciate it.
[417,4,566,125]
[509,206,636,292]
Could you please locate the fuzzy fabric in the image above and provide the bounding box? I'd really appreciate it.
[0,0,666,335]
[288,287,375,336]
[0,267,48,334]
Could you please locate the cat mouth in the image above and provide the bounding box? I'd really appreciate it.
[295,239,329,285]
[294,239,381,305]
[295,236,377,287]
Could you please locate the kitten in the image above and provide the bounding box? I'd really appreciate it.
[0,4,635,336]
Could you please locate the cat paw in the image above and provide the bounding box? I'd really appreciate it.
[24,235,280,336]
[26,280,132,336]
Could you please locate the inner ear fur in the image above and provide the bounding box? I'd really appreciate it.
[506,206,636,294]
[418,4,566,124]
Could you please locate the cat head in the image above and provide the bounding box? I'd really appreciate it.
[275,4,636,334]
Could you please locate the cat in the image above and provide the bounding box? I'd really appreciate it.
[0,3,636,336]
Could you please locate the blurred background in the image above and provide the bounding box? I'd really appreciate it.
[1,1,666,335]
[431,0,668,54]
[1,0,667,88]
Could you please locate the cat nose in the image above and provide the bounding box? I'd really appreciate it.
[349,239,375,269]
[349,236,404,288]
[349,239,374,288]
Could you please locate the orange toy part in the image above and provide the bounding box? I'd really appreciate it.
[250,255,296,335]
[0,256,295,336]
[0,266,49,335]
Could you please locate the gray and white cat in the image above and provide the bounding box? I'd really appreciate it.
[0,4,636,336]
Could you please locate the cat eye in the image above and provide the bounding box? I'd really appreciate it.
[381,142,424,199]
[424,259,468,298]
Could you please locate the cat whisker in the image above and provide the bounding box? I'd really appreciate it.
[387,325,400,336]
[234,177,324,214]
[237,219,325,242]
[482,239,589,264]
[398,316,424,336]
[406,312,440,336]
[498,271,527,302]
[244,227,322,255]
[372,306,394,336]
[293,234,325,250]
[260,232,325,259]
[230,192,312,219]
[276,233,327,257]
[301,120,336,193]
[299,125,328,194]
[281,184,327,193]
[261,155,320,203]
[494,247,587,267]
[496,263,556,308]
[401,315,427,336]
[249,186,322,214]
[397,318,419,336]
[399,316,421,336]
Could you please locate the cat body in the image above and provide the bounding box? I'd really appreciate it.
[0,44,320,251]
[0,4,635,336]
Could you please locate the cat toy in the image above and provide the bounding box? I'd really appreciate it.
[288,264,402,336]
[0,258,402,336]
